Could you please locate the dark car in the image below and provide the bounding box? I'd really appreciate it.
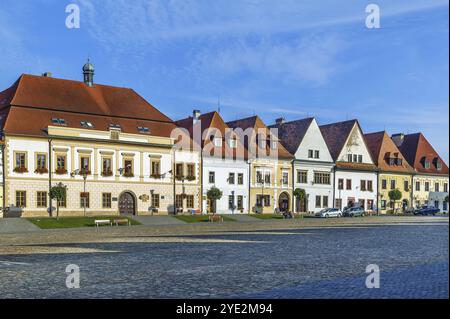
[343,207,365,217]
[414,206,440,216]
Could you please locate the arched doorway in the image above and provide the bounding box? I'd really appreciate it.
[279,192,290,212]
[119,191,136,215]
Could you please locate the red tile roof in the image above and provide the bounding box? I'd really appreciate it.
[364,131,414,173]
[395,133,448,175]
[176,111,248,160]
[0,74,178,139]
[226,116,294,160]
[320,119,362,161]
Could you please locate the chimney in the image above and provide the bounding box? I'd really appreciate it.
[275,117,285,125]
[82,59,95,87]
[41,72,52,77]
[193,109,201,124]
[391,133,405,147]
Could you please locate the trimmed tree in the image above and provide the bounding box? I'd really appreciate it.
[388,189,402,214]
[49,182,67,220]
[293,188,306,212]
[206,187,222,214]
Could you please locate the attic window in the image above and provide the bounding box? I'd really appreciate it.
[138,126,150,134]
[423,158,430,169]
[109,124,122,130]
[51,118,66,126]
[80,121,94,128]
[436,159,442,170]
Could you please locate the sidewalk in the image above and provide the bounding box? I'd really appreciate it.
[0,218,40,234]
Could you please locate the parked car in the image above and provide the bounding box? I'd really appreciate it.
[414,206,440,216]
[315,208,342,218]
[343,207,365,217]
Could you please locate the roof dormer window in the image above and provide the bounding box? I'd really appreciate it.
[138,126,150,134]
[51,118,66,126]
[436,159,442,170]
[80,121,94,128]
[424,159,430,169]
[109,124,121,130]
[228,138,237,148]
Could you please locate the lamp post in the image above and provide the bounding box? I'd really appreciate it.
[71,168,88,217]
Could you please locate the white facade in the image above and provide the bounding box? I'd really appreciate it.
[428,192,449,212]
[334,170,378,211]
[292,119,334,213]
[334,123,378,211]
[202,156,249,214]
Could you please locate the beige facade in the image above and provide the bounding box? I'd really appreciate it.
[3,133,201,217]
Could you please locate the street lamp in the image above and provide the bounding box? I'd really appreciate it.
[71,168,88,216]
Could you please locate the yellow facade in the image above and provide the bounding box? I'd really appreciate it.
[378,172,413,213]
[249,158,293,214]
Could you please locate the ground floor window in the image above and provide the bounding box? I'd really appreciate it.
[80,192,90,208]
[335,199,342,209]
[176,195,184,209]
[186,195,194,208]
[36,191,47,208]
[151,193,160,208]
[444,202,448,211]
[237,195,243,210]
[322,196,329,208]
[15,191,26,208]
[358,199,365,209]
[315,196,321,208]
[228,195,235,210]
[381,200,386,210]
[102,193,112,208]
[256,194,270,207]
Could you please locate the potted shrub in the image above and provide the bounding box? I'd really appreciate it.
[206,187,222,214]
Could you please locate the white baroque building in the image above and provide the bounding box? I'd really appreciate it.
[176,111,249,214]
[270,117,334,213]
[320,120,378,211]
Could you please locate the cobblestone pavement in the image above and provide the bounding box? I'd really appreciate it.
[0,216,447,299]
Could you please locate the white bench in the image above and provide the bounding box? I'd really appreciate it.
[95,219,112,227]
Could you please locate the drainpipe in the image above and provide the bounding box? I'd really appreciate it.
[200,150,203,213]
[48,138,52,216]
[1,141,5,213]
[248,160,251,214]
[173,148,176,215]
[291,160,295,212]
[332,164,336,209]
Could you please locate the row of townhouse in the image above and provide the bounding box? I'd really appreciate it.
[0,63,448,217]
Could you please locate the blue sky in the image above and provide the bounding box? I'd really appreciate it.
[0,0,448,162]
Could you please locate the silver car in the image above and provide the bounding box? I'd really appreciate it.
[316,208,342,218]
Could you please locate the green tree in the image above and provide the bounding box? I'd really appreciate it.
[388,189,402,214]
[445,195,449,203]
[206,187,222,214]
[293,188,306,212]
[49,182,67,220]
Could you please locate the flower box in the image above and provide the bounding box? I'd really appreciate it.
[34,167,49,174]
[55,168,68,175]
[13,167,28,173]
